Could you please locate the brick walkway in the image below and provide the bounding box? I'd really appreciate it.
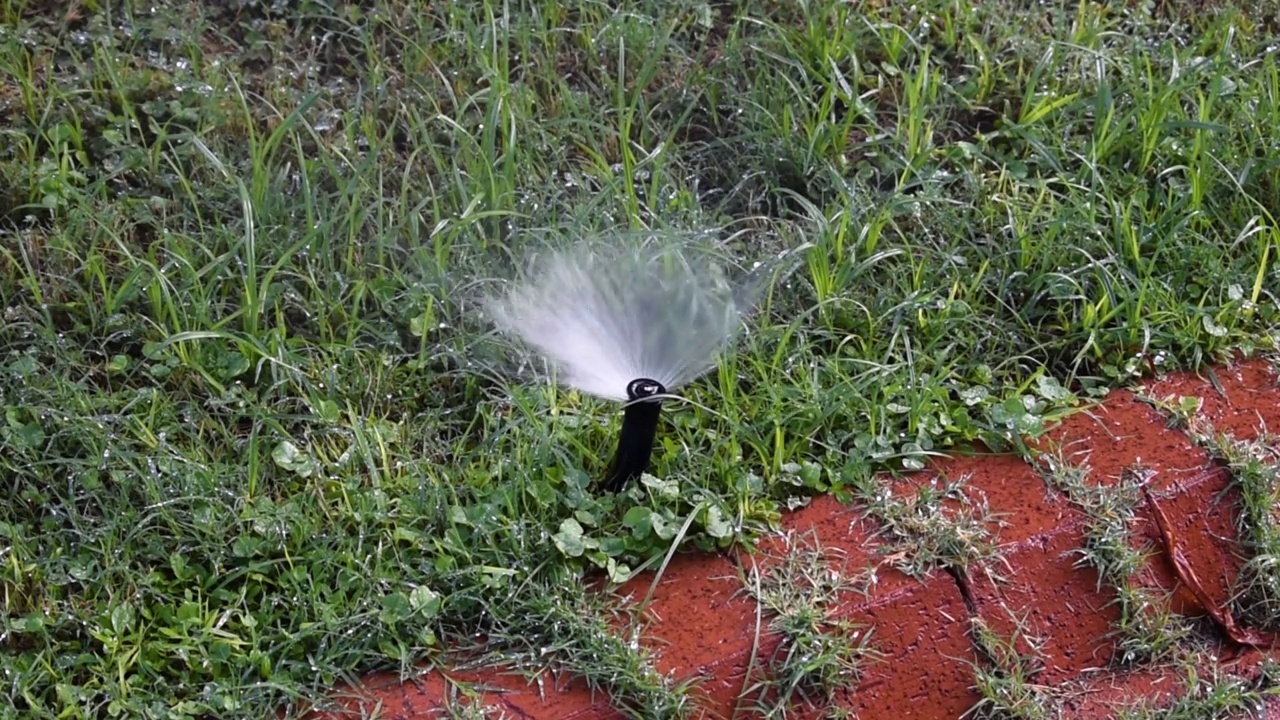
[311,358,1280,719]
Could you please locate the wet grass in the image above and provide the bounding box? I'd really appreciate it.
[473,570,697,719]
[738,530,875,718]
[847,470,998,581]
[1114,661,1280,720]
[1035,452,1194,665]
[1139,392,1280,632]
[2,0,1279,718]
[965,616,1054,720]
[1189,424,1280,632]
[966,596,1277,720]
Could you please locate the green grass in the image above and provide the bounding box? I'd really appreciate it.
[472,568,697,719]
[2,0,1279,718]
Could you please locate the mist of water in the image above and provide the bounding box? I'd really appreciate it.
[485,236,771,402]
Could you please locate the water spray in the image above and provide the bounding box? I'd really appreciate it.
[486,235,801,492]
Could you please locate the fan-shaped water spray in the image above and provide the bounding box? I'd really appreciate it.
[486,234,801,492]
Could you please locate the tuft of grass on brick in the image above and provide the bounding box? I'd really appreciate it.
[1185,423,1280,632]
[738,530,877,719]
[848,471,999,581]
[964,616,1057,720]
[439,694,512,720]
[1138,392,1206,431]
[476,571,697,720]
[1036,452,1193,665]
[1114,660,1280,720]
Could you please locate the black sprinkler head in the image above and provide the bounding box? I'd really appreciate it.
[602,378,666,492]
[626,378,665,401]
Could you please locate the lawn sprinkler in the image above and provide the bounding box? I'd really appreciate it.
[486,234,803,492]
